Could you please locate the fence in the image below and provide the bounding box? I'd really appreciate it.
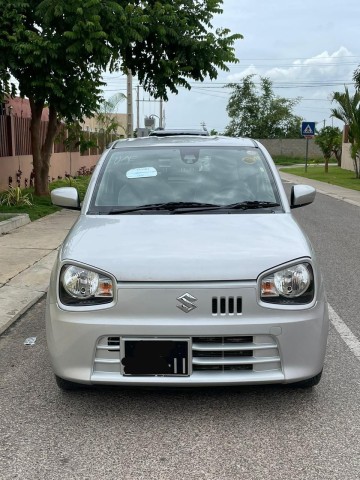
[0,116,11,156]
[0,113,107,158]
[0,113,103,191]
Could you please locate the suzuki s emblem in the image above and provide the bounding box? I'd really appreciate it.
[177,293,198,313]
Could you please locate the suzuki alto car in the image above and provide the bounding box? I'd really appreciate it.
[46,136,328,390]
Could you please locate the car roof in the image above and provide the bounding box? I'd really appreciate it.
[111,136,258,149]
[148,128,209,137]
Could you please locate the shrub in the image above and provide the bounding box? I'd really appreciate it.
[0,187,33,206]
[77,165,95,176]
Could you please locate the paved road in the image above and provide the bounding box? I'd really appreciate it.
[1,186,360,480]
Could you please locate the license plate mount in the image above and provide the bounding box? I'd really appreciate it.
[122,338,190,376]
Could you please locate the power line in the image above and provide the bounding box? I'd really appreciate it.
[225,55,360,62]
[228,62,359,69]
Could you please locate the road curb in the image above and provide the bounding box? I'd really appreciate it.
[0,291,45,336]
[0,213,30,235]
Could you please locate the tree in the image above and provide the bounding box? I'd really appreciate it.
[0,1,242,195]
[224,75,302,139]
[354,66,360,91]
[314,126,342,172]
[331,87,360,178]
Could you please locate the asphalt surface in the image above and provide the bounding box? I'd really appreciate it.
[0,296,359,480]
[1,179,360,479]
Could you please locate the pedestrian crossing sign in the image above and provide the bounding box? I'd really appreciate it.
[301,122,315,138]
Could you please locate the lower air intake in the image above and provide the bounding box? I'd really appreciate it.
[192,335,281,374]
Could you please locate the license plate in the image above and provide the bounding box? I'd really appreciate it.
[122,339,190,376]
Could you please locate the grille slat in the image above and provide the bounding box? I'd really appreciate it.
[193,342,275,351]
[94,358,121,364]
[212,296,242,315]
[193,356,280,366]
[96,345,121,351]
[194,365,252,372]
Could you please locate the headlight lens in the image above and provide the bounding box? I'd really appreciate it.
[59,265,114,306]
[260,263,314,305]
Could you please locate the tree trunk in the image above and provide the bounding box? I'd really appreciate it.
[29,98,44,195]
[324,157,329,174]
[334,147,342,167]
[30,99,60,196]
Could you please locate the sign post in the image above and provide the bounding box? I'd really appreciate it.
[301,122,315,172]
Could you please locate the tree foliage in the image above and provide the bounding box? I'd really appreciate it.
[331,87,360,178]
[354,66,360,91]
[224,75,302,139]
[0,0,242,195]
[314,126,342,172]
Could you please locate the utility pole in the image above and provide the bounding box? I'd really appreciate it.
[126,71,133,138]
[159,98,163,129]
[136,85,140,131]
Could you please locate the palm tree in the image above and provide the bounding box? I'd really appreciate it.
[97,92,127,149]
[331,87,360,178]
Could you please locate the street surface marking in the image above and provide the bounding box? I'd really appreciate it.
[329,304,360,360]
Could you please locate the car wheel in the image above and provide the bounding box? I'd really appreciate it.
[288,370,323,388]
[55,375,86,391]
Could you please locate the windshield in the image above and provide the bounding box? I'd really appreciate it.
[90,146,281,212]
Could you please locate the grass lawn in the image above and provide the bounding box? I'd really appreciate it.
[0,176,91,222]
[280,166,360,192]
[272,155,333,166]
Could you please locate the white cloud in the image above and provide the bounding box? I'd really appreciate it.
[227,47,355,86]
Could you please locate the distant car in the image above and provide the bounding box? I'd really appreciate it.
[47,136,328,390]
[148,128,209,136]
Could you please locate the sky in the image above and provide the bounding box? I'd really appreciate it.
[102,0,360,133]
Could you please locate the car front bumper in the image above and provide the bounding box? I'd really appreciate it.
[46,280,329,386]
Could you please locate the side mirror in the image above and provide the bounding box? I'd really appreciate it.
[51,187,81,210]
[290,185,316,209]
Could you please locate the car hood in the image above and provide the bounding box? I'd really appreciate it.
[60,214,313,281]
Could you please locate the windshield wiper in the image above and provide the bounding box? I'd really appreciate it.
[225,201,281,210]
[173,200,281,213]
[106,202,220,214]
[104,201,280,215]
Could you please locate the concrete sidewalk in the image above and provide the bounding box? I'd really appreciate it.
[1,170,360,336]
[0,209,79,335]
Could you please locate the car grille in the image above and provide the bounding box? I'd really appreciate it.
[93,336,121,374]
[212,296,242,315]
[93,335,281,376]
[192,335,280,373]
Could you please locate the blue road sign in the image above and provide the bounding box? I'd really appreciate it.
[301,122,315,137]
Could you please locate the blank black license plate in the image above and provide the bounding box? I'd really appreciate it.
[122,339,189,376]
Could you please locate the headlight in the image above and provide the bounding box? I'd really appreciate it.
[59,265,114,306]
[260,262,314,305]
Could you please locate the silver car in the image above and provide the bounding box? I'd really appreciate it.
[47,136,328,390]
